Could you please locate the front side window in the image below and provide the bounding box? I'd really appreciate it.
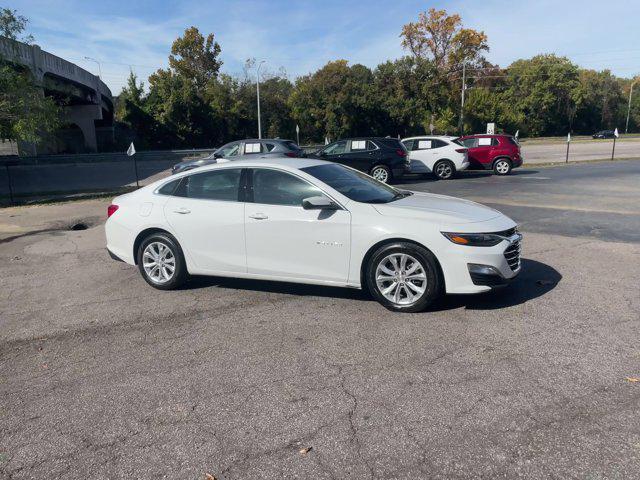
[461,138,478,148]
[323,140,347,155]
[216,142,241,158]
[302,164,406,204]
[176,168,242,201]
[252,169,322,206]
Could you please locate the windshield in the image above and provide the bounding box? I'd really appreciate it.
[301,164,410,203]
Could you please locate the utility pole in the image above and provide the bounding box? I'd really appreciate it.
[625,79,637,134]
[256,60,266,139]
[459,62,466,136]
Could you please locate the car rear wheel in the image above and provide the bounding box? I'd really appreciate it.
[370,165,391,184]
[433,160,455,180]
[137,232,188,290]
[493,158,512,175]
[366,242,442,313]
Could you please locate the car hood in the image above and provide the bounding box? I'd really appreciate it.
[371,191,504,225]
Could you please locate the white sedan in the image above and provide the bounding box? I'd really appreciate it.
[401,136,469,180]
[105,158,522,312]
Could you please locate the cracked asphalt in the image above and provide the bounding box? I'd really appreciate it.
[1,160,639,479]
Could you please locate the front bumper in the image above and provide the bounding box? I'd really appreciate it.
[441,232,523,294]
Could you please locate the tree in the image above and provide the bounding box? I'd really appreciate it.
[0,7,34,43]
[0,64,60,143]
[400,8,488,71]
[169,26,222,90]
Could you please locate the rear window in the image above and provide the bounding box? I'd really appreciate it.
[507,137,519,146]
[378,138,404,150]
[283,141,302,151]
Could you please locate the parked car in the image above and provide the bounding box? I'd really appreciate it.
[401,136,469,180]
[457,134,522,175]
[309,137,410,184]
[171,139,304,174]
[106,158,522,313]
[592,130,616,139]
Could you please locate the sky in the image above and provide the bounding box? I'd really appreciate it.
[7,0,640,94]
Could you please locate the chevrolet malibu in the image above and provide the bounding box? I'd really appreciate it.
[105,158,522,312]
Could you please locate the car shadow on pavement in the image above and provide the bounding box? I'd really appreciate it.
[184,258,560,311]
[436,258,562,311]
[395,169,541,185]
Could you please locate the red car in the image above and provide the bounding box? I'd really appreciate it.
[457,134,523,175]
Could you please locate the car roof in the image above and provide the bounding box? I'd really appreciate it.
[187,157,329,172]
[402,136,458,140]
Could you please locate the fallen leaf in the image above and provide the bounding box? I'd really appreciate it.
[205,473,217,480]
[299,447,312,455]
[625,377,639,383]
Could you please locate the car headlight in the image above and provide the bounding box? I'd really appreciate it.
[442,232,505,247]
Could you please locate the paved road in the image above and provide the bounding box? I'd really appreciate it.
[1,161,639,479]
[521,138,640,164]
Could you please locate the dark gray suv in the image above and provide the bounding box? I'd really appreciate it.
[172,139,305,174]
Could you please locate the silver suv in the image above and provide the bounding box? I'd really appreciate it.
[172,139,305,174]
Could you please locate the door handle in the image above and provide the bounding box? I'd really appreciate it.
[249,213,268,220]
[173,208,191,214]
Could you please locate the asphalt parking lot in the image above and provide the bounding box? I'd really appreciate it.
[1,160,639,479]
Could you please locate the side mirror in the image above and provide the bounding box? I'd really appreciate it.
[302,196,339,210]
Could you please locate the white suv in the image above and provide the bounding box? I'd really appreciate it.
[402,136,469,180]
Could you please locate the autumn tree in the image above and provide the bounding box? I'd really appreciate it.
[169,26,222,90]
[400,8,488,71]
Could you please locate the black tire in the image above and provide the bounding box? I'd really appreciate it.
[493,158,512,175]
[433,159,456,180]
[365,242,443,313]
[137,232,188,290]
[370,164,392,184]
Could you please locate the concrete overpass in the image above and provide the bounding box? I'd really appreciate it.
[0,36,114,154]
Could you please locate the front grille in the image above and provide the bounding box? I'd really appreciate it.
[504,238,521,271]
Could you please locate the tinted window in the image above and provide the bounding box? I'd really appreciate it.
[432,139,447,149]
[302,164,401,204]
[252,169,322,206]
[177,169,242,201]
[323,140,348,155]
[157,178,181,196]
[283,141,302,151]
[507,137,519,146]
[265,143,276,152]
[461,138,478,148]
[402,140,414,151]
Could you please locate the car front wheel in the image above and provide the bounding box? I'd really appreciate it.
[370,165,392,184]
[493,158,512,175]
[366,242,442,313]
[137,232,188,290]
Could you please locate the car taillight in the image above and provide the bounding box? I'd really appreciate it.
[284,152,299,158]
[107,204,119,218]
[396,149,407,157]
[455,148,467,153]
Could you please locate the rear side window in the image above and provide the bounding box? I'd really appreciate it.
[157,179,181,196]
[402,140,414,151]
[350,140,377,151]
[283,141,302,151]
[176,169,242,201]
[252,169,321,206]
[244,142,262,154]
[416,139,433,150]
[265,143,276,152]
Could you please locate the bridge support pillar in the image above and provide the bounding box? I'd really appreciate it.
[64,105,102,152]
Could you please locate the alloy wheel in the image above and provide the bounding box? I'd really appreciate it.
[142,241,176,284]
[495,160,510,174]
[435,161,453,179]
[375,253,427,306]
[371,167,389,183]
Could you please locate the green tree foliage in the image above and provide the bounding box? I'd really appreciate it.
[0,7,33,43]
[169,26,222,90]
[0,64,60,142]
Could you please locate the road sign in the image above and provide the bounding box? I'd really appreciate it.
[487,123,495,134]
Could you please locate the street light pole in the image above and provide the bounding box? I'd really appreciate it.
[256,60,266,139]
[625,79,637,134]
[84,56,102,79]
[459,62,466,136]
